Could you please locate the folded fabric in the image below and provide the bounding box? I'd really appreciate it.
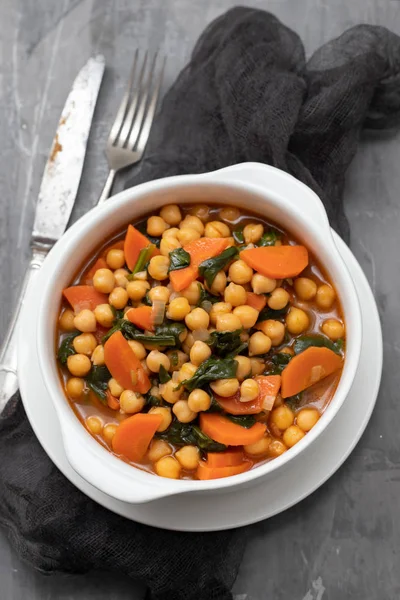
[2,7,400,600]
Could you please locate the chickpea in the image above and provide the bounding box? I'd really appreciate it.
[220,206,241,222]
[86,416,103,435]
[233,305,259,329]
[109,286,129,310]
[147,215,169,236]
[148,406,172,432]
[106,249,125,270]
[178,362,198,382]
[155,456,181,479]
[249,332,272,356]
[146,350,170,373]
[296,408,320,432]
[294,277,317,301]
[160,379,183,404]
[321,319,345,341]
[234,355,252,381]
[177,227,201,245]
[207,271,227,295]
[205,220,231,238]
[180,215,204,235]
[148,256,170,281]
[167,297,191,320]
[229,260,253,284]
[190,341,212,366]
[91,344,105,366]
[103,423,118,444]
[94,304,114,328]
[173,400,197,423]
[286,307,309,335]
[216,313,242,332]
[160,236,181,256]
[175,445,200,470]
[59,309,76,331]
[108,378,124,398]
[283,425,305,448]
[210,378,239,397]
[182,332,195,355]
[240,379,259,402]
[166,350,188,372]
[127,340,147,360]
[210,302,232,325]
[268,287,290,311]
[162,227,180,239]
[148,439,172,462]
[224,283,247,307]
[268,440,287,457]
[114,268,129,289]
[185,307,210,331]
[73,309,96,333]
[190,204,209,221]
[243,223,263,244]
[66,377,85,399]
[188,389,211,412]
[148,285,170,304]
[316,284,336,309]
[257,319,285,346]
[127,280,150,301]
[270,404,294,430]
[93,268,115,294]
[251,274,276,294]
[159,204,182,226]
[250,358,264,376]
[67,354,91,377]
[180,281,201,305]
[119,390,144,413]
[244,436,271,457]
[73,333,97,356]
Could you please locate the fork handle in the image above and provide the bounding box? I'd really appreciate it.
[97,169,116,205]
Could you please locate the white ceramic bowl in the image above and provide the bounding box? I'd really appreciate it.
[37,162,362,504]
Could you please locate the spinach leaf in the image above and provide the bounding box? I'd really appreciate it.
[158,420,226,452]
[169,248,191,272]
[197,284,219,307]
[198,247,239,287]
[57,332,80,364]
[155,321,186,347]
[232,228,244,244]
[168,351,179,368]
[293,334,343,356]
[285,393,302,411]
[158,365,171,383]
[135,220,161,248]
[102,319,176,346]
[130,244,156,276]
[257,303,290,323]
[145,394,163,407]
[227,414,256,429]
[178,357,238,392]
[257,229,281,247]
[271,352,292,373]
[207,329,246,358]
[142,292,152,306]
[111,307,125,319]
[85,365,111,403]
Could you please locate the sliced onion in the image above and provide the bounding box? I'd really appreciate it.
[169,292,181,302]
[261,394,276,411]
[172,371,180,383]
[201,300,213,313]
[192,328,210,342]
[133,270,147,280]
[309,365,325,385]
[152,300,166,326]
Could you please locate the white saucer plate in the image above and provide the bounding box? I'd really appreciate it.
[18,232,382,532]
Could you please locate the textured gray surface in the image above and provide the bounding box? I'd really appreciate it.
[0,1,399,599]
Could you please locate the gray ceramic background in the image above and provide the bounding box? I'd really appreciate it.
[0,1,398,599]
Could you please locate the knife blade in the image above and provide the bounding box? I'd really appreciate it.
[32,54,105,245]
[0,55,105,410]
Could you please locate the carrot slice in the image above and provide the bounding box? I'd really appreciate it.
[84,258,108,284]
[196,460,252,480]
[170,237,230,291]
[199,413,266,446]
[255,375,281,411]
[240,245,308,279]
[215,390,263,415]
[124,225,160,271]
[125,306,154,331]
[112,413,163,462]
[106,390,120,410]
[281,346,343,398]
[246,292,267,311]
[207,449,244,467]
[104,331,151,393]
[63,285,108,312]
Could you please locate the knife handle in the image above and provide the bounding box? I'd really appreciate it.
[0,246,48,411]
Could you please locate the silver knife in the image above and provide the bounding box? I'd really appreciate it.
[0,55,105,410]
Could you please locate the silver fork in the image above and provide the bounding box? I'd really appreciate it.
[97,50,165,205]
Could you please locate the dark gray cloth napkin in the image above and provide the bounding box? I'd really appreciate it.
[1,7,400,600]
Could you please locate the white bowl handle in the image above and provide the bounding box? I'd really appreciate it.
[203,162,332,234]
